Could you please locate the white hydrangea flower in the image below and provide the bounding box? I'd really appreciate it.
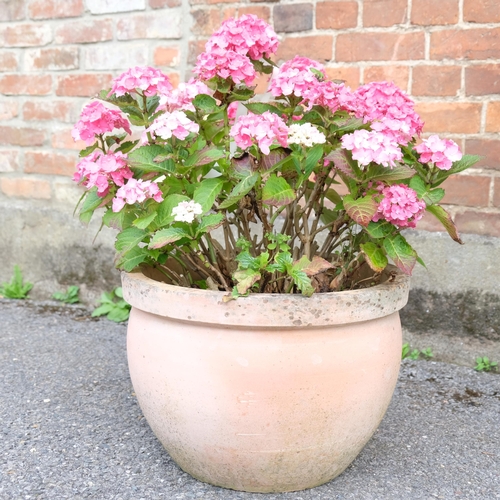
[171,200,203,223]
[287,123,326,147]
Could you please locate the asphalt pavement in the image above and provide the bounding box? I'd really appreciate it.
[1,299,499,500]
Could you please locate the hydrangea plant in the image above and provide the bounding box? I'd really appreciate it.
[73,15,479,298]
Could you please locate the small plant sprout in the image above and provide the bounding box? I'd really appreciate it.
[474,357,499,373]
[420,347,434,360]
[92,287,131,323]
[402,343,434,361]
[0,265,33,299]
[53,285,80,304]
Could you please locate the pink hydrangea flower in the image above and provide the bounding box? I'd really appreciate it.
[303,80,358,114]
[341,129,403,168]
[227,102,239,123]
[230,111,289,155]
[143,110,200,143]
[159,78,210,112]
[194,50,256,86]
[414,135,462,170]
[109,66,173,97]
[373,184,426,229]
[112,178,163,212]
[72,101,132,146]
[354,81,424,145]
[74,151,132,197]
[269,56,325,98]
[205,14,279,61]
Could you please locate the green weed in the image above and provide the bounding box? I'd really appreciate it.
[474,357,498,373]
[53,285,80,304]
[92,287,131,323]
[402,343,434,361]
[0,265,33,299]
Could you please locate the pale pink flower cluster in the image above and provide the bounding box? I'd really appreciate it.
[112,178,163,212]
[109,66,173,97]
[194,50,256,86]
[172,200,203,223]
[72,101,132,146]
[354,82,424,145]
[74,151,132,197]
[230,111,289,155]
[143,110,200,143]
[304,80,357,114]
[227,102,239,123]
[205,14,279,61]
[414,135,462,170]
[373,184,426,229]
[341,129,403,168]
[269,56,325,98]
[159,78,210,112]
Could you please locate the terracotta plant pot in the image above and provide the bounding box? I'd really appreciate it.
[121,267,410,493]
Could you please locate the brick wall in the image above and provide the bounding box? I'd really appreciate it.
[1,0,499,237]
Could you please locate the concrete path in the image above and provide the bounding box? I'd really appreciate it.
[1,299,499,500]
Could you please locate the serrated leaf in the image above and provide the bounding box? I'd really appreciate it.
[155,194,190,226]
[218,172,259,209]
[103,208,136,230]
[262,174,295,207]
[366,221,395,239]
[293,255,333,276]
[196,213,224,235]
[360,242,388,272]
[244,102,282,116]
[290,268,314,296]
[383,234,417,275]
[79,188,107,224]
[193,94,218,113]
[227,87,255,103]
[367,163,415,182]
[343,194,378,227]
[304,144,324,177]
[128,145,175,173]
[423,188,445,205]
[426,205,463,243]
[115,227,147,254]
[409,176,427,198]
[184,145,225,168]
[325,148,356,178]
[432,154,482,187]
[106,306,130,323]
[233,269,261,295]
[115,245,149,271]
[133,211,158,229]
[148,227,191,249]
[193,177,224,212]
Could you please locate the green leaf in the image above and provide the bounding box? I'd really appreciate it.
[133,211,158,230]
[382,234,417,275]
[423,188,445,205]
[244,102,282,116]
[360,242,388,272]
[79,188,106,224]
[432,154,482,187]
[184,145,225,168]
[233,269,261,295]
[343,194,378,227]
[115,227,147,254]
[325,148,356,178]
[324,188,342,206]
[304,144,324,177]
[218,172,259,209]
[409,176,427,198]
[102,208,136,230]
[193,177,224,212]
[262,174,295,207]
[106,306,131,323]
[128,145,175,174]
[193,94,218,113]
[115,246,149,271]
[196,213,224,236]
[367,163,415,182]
[295,255,333,276]
[409,176,444,206]
[426,204,463,243]
[155,194,190,226]
[227,87,255,102]
[148,227,191,249]
[290,268,314,297]
[366,221,395,239]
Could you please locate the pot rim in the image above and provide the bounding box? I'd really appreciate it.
[121,266,410,328]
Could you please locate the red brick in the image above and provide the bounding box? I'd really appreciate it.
[486,102,500,133]
[236,5,270,20]
[0,75,52,95]
[25,47,79,71]
[23,100,74,122]
[465,139,500,170]
[416,210,451,233]
[150,0,181,7]
[51,127,85,150]
[188,40,207,65]
[411,0,458,25]
[25,151,76,176]
[430,28,500,60]
[0,126,45,146]
[336,32,425,62]
[412,65,461,97]
[316,1,357,29]
[28,0,83,19]
[0,51,18,71]
[454,211,500,237]
[56,74,113,97]
[276,35,333,63]
[154,46,180,67]
[0,101,18,121]
[1,177,51,199]
[464,0,500,23]
[363,0,407,27]
[0,0,27,21]
[86,0,146,14]
[441,175,491,207]
[493,179,500,207]
[0,24,52,47]
[363,65,409,91]
[191,8,223,36]
[116,12,182,40]
[83,46,147,70]
[0,150,19,172]
[54,19,113,44]
[274,3,313,32]
[324,67,361,89]
[250,0,279,3]
[415,102,481,134]
[465,65,500,97]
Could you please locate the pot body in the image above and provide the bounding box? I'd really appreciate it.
[122,269,409,493]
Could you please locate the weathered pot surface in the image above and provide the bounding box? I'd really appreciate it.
[122,267,410,493]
